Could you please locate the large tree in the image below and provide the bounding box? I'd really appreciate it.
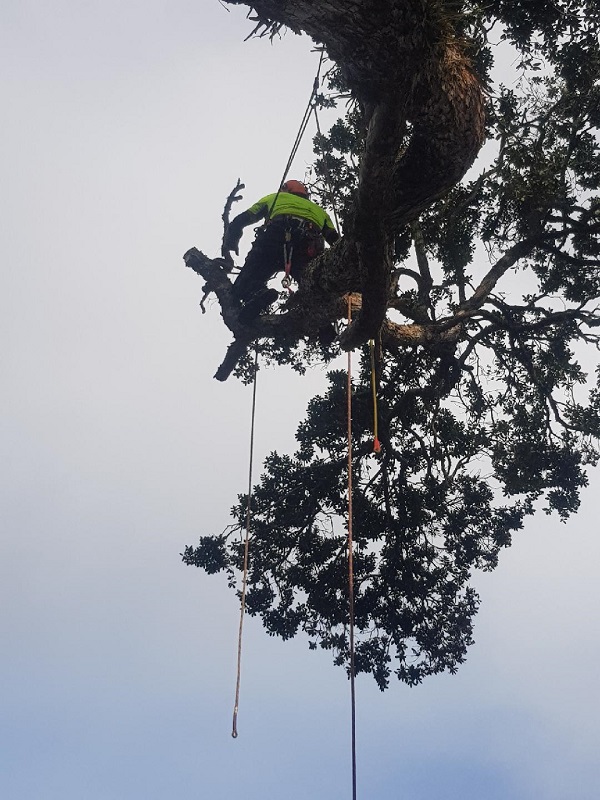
[183,1,600,688]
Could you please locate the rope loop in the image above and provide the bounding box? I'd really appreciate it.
[346,296,357,800]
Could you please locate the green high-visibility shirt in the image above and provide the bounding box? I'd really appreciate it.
[247,192,338,238]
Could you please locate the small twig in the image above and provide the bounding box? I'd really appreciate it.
[198,181,245,312]
[200,290,211,314]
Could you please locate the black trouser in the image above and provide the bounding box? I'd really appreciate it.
[231,217,324,303]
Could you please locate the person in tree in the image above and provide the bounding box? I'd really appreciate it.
[225,179,339,320]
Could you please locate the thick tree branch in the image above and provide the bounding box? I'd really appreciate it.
[224,0,486,347]
[431,235,546,334]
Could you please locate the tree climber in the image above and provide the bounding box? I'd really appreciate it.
[225,179,340,322]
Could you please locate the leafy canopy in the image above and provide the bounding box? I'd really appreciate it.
[184,1,600,689]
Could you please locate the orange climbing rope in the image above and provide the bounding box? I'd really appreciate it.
[346,295,358,800]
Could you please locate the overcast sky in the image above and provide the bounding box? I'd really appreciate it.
[2,2,600,799]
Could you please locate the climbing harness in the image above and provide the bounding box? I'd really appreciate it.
[346,295,358,800]
[282,229,294,292]
[279,220,321,292]
[232,346,259,739]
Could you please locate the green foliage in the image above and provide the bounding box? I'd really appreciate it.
[185,1,600,688]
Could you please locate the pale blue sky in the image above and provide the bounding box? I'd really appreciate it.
[1,2,599,798]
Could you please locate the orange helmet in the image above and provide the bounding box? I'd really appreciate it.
[282,179,309,197]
